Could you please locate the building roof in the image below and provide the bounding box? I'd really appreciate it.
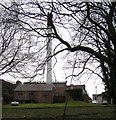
[14,84,55,92]
[53,82,66,87]
[67,85,85,90]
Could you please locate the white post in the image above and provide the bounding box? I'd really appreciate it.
[95,86,98,103]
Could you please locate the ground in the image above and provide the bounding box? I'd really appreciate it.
[2,101,116,119]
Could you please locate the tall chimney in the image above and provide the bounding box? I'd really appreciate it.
[46,12,53,84]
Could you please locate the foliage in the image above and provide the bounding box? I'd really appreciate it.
[102,91,111,103]
[66,89,83,101]
[2,80,17,104]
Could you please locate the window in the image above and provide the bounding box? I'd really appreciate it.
[18,93,23,100]
[43,93,48,97]
[55,93,59,96]
[29,93,34,100]
[95,96,97,100]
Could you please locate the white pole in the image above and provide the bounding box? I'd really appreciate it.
[95,86,97,103]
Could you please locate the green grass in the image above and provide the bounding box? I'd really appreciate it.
[2,101,115,119]
[3,101,99,108]
[67,101,100,107]
[2,106,115,118]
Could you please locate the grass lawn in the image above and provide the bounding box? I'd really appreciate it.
[2,101,99,108]
[2,101,116,119]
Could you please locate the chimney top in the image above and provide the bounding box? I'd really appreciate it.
[16,80,22,85]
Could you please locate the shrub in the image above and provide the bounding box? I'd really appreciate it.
[66,88,83,101]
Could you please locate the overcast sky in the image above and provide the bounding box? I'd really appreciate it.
[0,0,106,99]
[1,52,105,99]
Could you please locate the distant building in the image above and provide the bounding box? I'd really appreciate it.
[93,94,103,104]
[14,81,89,103]
[93,92,108,104]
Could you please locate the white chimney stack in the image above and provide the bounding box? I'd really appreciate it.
[46,12,53,84]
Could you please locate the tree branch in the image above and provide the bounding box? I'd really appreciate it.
[70,45,110,64]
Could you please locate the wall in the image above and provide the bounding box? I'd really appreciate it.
[35,91,53,103]
[14,91,54,103]
[14,83,87,103]
[54,86,66,96]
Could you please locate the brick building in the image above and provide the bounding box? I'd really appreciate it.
[14,82,67,103]
[14,82,88,103]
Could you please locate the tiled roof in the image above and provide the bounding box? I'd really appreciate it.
[14,84,55,91]
[53,82,66,87]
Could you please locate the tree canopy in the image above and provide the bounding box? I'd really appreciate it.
[0,1,116,103]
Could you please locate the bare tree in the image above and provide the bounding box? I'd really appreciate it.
[1,1,116,104]
[50,1,116,104]
[0,1,47,80]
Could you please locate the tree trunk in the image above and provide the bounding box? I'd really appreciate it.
[111,57,116,104]
[113,68,116,104]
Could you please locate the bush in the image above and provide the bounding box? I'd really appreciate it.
[2,80,17,104]
[66,88,83,101]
